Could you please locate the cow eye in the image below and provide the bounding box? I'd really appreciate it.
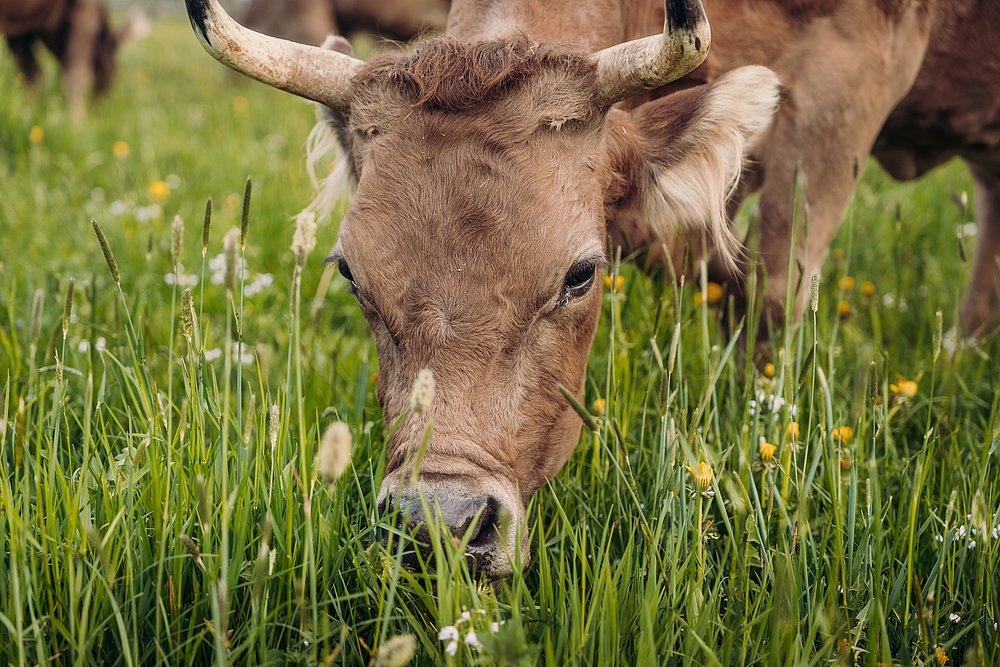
[337,258,357,293]
[558,262,597,306]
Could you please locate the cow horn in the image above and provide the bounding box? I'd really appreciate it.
[184,0,363,112]
[592,0,711,107]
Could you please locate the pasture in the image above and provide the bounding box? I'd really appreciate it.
[1,16,999,666]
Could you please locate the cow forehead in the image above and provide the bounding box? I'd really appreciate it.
[348,36,601,138]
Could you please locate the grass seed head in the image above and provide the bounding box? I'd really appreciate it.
[316,422,353,484]
[92,220,120,284]
[240,177,252,251]
[62,277,75,337]
[171,215,184,268]
[223,227,240,294]
[195,474,210,533]
[269,403,280,450]
[201,197,213,257]
[291,210,317,266]
[809,274,820,313]
[30,288,44,349]
[409,368,436,414]
[375,634,417,667]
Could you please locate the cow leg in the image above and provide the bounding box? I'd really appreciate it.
[5,34,41,84]
[959,164,1000,336]
[735,20,930,340]
[59,0,102,122]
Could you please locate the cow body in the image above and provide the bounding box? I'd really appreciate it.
[450,0,1000,336]
[0,0,132,121]
[242,0,449,45]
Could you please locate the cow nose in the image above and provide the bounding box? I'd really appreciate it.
[379,491,502,570]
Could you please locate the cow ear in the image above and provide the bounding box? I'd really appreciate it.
[606,66,780,268]
[305,35,358,220]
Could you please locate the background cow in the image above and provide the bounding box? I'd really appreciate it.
[0,0,144,121]
[241,0,449,46]
[674,1,1000,340]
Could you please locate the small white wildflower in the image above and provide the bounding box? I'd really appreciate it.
[204,348,222,361]
[291,210,317,265]
[315,422,353,484]
[410,368,435,414]
[109,200,129,216]
[958,525,967,539]
[490,622,500,634]
[949,613,961,622]
[94,337,106,353]
[460,611,471,622]
[464,630,480,649]
[244,273,273,297]
[968,540,976,550]
[438,626,459,642]
[992,525,999,540]
[78,340,90,353]
[445,640,458,656]
[232,341,254,365]
[165,174,182,188]
[935,534,944,543]
[165,271,199,287]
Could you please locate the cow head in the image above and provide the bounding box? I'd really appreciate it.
[185,0,779,577]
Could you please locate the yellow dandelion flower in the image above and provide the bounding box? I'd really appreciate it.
[28,125,44,144]
[604,274,625,292]
[763,362,776,378]
[837,299,851,319]
[232,95,249,113]
[786,421,800,440]
[149,180,170,200]
[889,376,918,399]
[592,398,606,416]
[840,456,852,471]
[860,280,876,298]
[758,438,777,463]
[688,461,713,490]
[838,276,855,291]
[832,425,854,443]
[837,637,850,656]
[935,646,948,666]
[112,140,129,159]
[694,281,724,306]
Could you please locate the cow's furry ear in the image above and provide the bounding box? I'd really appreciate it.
[607,66,780,269]
[304,35,358,221]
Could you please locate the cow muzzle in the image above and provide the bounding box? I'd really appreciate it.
[375,476,527,577]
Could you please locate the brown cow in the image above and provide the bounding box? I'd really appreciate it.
[242,0,449,46]
[184,0,779,575]
[0,0,142,121]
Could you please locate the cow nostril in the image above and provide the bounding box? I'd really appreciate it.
[465,496,499,548]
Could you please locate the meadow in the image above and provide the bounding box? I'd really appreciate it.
[1,17,999,667]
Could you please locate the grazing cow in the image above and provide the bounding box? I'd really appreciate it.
[242,0,449,46]
[184,0,778,575]
[0,0,142,121]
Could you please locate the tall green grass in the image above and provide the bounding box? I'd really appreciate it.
[2,18,999,666]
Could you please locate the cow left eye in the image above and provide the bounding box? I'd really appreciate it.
[337,258,358,294]
[557,262,597,306]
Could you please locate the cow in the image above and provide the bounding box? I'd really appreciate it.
[184,0,778,576]
[242,0,449,46]
[183,0,1000,577]
[0,0,143,121]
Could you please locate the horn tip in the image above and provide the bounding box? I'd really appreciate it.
[664,0,708,34]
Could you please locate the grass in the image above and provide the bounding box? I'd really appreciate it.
[2,17,1000,667]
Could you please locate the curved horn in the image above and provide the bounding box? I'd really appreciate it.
[184,0,363,112]
[592,0,711,107]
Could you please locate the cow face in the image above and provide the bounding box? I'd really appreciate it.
[313,40,778,576]
[184,0,779,577]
